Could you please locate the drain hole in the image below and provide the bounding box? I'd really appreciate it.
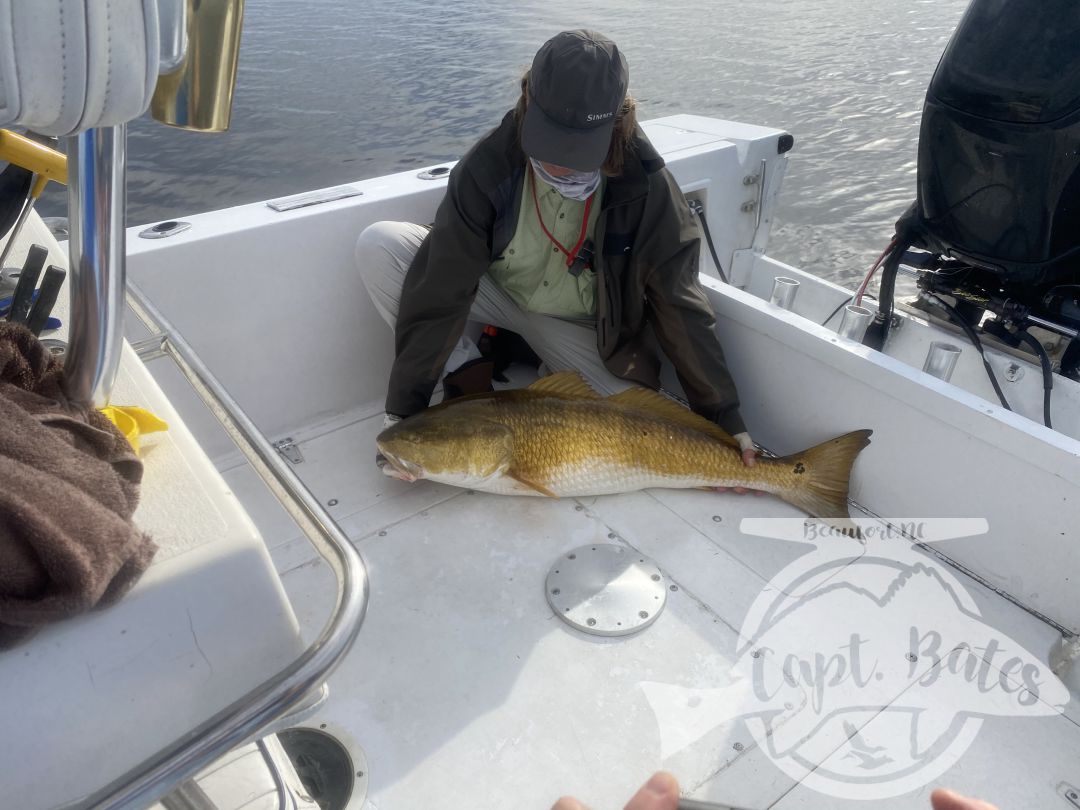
[278,727,355,810]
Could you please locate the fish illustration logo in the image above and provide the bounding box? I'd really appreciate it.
[640,518,1069,800]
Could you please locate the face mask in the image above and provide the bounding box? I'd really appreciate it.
[530,158,601,201]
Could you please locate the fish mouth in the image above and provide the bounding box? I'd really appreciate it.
[376,444,423,483]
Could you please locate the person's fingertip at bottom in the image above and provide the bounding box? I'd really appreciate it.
[550,797,587,810]
[625,772,680,810]
[930,787,1000,810]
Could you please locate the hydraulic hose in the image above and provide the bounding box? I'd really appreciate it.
[924,293,1012,410]
[1015,329,1054,428]
[688,199,728,283]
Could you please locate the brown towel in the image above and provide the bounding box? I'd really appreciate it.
[0,322,156,648]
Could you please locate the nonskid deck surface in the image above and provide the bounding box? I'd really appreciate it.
[221,406,1080,809]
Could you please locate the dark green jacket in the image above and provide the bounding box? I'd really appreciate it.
[386,110,747,435]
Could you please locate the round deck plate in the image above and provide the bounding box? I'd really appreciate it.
[546,544,668,637]
[279,723,368,810]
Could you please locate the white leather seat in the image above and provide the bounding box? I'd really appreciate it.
[0,0,162,135]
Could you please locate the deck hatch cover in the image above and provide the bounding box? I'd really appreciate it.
[545,543,668,637]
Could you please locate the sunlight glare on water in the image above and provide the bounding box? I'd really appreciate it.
[41,0,970,287]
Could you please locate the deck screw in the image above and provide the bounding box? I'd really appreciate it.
[733,742,745,752]
[906,653,918,663]
[712,515,722,523]
[327,498,338,507]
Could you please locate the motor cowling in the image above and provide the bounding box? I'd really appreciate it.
[912,0,1080,291]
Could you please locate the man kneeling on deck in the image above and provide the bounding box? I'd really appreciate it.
[356,29,757,481]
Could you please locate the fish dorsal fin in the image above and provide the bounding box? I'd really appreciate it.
[527,371,602,399]
[607,388,741,449]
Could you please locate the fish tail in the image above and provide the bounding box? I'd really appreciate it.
[776,429,873,537]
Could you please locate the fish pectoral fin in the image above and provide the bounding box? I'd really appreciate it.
[507,470,559,498]
[606,388,741,449]
[527,371,602,399]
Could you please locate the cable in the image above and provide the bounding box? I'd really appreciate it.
[687,199,728,284]
[854,237,898,307]
[822,297,853,327]
[1014,329,1054,428]
[924,293,1012,410]
[863,241,906,351]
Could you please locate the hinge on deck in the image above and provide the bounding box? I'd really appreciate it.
[1060,783,1080,808]
[273,437,305,465]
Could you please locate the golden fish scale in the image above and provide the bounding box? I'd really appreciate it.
[465,394,800,494]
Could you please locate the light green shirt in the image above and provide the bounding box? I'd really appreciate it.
[487,171,604,319]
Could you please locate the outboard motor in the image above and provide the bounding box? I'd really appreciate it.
[869,0,1080,383]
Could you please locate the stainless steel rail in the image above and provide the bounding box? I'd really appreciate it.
[74,286,370,810]
[65,126,128,408]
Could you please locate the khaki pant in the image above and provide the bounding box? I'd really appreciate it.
[355,221,636,394]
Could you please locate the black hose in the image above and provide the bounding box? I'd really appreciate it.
[822,293,876,327]
[925,294,1012,410]
[862,240,907,350]
[688,200,728,284]
[1015,330,1054,428]
[822,297,852,327]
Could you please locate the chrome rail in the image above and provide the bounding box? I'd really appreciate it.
[75,286,370,810]
[65,126,128,408]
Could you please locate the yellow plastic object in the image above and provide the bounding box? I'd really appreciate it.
[99,405,169,454]
[0,130,68,186]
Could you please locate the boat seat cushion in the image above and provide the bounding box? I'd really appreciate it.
[0,0,161,135]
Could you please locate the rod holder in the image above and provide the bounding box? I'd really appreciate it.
[837,304,873,342]
[769,276,799,311]
[150,0,245,132]
[923,341,962,382]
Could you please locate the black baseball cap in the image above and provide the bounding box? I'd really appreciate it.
[521,30,630,172]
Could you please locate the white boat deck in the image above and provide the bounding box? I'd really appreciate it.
[4,105,1079,808]
[210,390,1080,810]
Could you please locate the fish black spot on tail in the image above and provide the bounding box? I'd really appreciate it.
[777,430,873,536]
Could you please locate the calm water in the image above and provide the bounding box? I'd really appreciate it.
[42,0,969,285]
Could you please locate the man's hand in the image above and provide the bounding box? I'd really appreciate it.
[376,413,415,482]
[930,789,1000,810]
[714,432,767,496]
[551,772,679,810]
